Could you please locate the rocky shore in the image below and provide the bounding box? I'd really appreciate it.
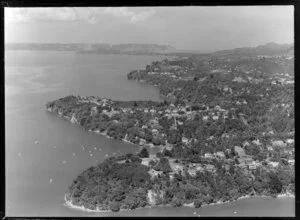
[64,192,295,213]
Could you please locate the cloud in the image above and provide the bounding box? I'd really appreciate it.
[102,7,156,23]
[5,8,78,23]
[130,9,156,23]
[5,7,156,24]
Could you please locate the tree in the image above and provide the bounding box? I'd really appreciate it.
[156,152,163,158]
[171,197,183,207]
[194,199,203,208]
[138,148,149,158]
[131,155,142,163]
[268,172,283,194]
[109,202,121,212]
[163,149,173,157]
[253,179,264,194]
[154,157,172,173]
[167,130,182,144]
[203,195,213,204]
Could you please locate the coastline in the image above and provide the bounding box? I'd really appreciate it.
[47,105,295,214]
[64,192,295,214]
[47,101,169,150]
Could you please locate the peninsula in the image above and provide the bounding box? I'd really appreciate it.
[46,42,294,212]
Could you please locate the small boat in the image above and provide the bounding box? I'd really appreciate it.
[105,154,108,157]
[90,154,93,157]
[62,160,66,164]
[49,178,53,183]
[193,212,197,215]
[234,211,237,214]
[94,147,97,150]
[34,141,39,144]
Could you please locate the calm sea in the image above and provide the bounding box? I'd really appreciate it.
[5,50,295,217]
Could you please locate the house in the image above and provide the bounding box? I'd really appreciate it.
[172,109,178,114]
[196,165,204,172]
[148,169,163,179]
[243,141,250,147]
[141,158,151,166]
[150,109,156,114]
[205,164,216,172]
[169,172,176,180]
[288,159,295,166]
[272,140,287,148]
[252,139,262,146]
[216,151,225,159]
[248,164,257,170]
[238,164,247,169]
[237,156,253,165]
[234,146,245,157]
[178,121,183,125]
[142,125,148,129]
[212,115,219,120]
[152,129,158,134]
[149,119,159,125]
[214,105,221,111]
[91,106,98,116]
[267,145,274,151]
[204,153,213,159]
[269,161,279,168]
[222,133,230,138]
[188,168,197,177]
[286,139,294,144]
[182,137,189,144]
[232,77,247,83]
[139,138,146,145]
[224,164,230,171]
[172,164,185,173]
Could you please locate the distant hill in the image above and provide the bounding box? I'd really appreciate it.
[5,42,294,57]
[5,43,178,55]
[5,43,86,51]
[212,42,294,57]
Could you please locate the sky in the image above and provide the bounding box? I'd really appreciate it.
[5,6,294,51]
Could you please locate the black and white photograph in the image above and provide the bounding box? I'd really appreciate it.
[4,5,295,217]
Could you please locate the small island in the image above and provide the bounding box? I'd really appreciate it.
[46,44,294,212]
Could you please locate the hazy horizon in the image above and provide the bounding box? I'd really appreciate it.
[5,6,294,51]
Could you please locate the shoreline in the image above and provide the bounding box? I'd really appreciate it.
[48,110,295,213]
[64,192,295,214]
[47,108,167,150]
